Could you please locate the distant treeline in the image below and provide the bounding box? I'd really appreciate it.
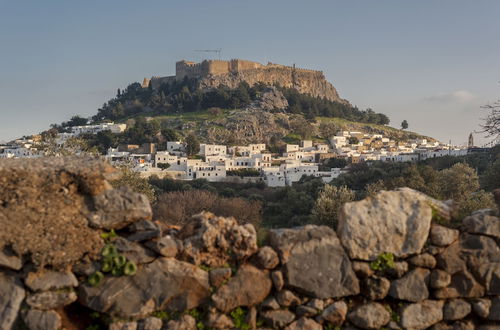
[91,78,389,125]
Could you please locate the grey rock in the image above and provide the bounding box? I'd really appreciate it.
[109,321,138,330]
[430,225,459,247]
[436,233,500,274]
[463,211,500,238]
[471,298,491,318]
[164,315,196,330]
[211,263,271,313]
[138,317,162,330]
[88,186,152,230]
[206,311,234,329]
[451,320,475,330]
[179,212,258,267]
[269,225,359,299]
[352,261,374,278]
[430,269,451,289]
[363,276,390,300]
[389,268,430,302]
[338,188,433,260]
[144,235,181,258]
[113,237,156,264]
[296,305,318,317]
[261,296,280,310]
[476,262,500,295]
[79,258,210,318]
[388,261,409,278]
[285,317,322,330]
[126,219,161,242]
[0,271,25,330]
[252,246,279,269]
[246,86,289,112]
[276,290,300,307]
[0,246,22,271]
[443,299,471,321]
[26,290,77,310]
[409,253,437,268]
[306,298,324,311]
[320,301,347,326]
[260,309,295,328]
[445,270,485,298]
[22,309,61,330]
[209,268,232,288]
[271,270,284,291]
[400,300,444,329]
[348,302,391,329]
[25,270,78,291]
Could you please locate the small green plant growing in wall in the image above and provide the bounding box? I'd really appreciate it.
[370,252,395,271]
[230,307,251,330]
[88,231,137,287]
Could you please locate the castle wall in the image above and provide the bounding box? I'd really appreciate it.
[206,60,230,75]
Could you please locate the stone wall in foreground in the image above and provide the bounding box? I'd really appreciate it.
[0,158,499,330]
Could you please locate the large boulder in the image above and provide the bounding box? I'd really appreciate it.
[79,258,210,318]
[463,210,500,239]
[179,212,258,267]
[269,225,359,299]
[0,271,25,330]
[211,264,272,313]
[338,188,434,260]
[389,268,430,302]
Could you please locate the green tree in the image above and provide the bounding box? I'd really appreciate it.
[312,185,355,229]
[401,120,409,130]
[161,128,179,142]
[185,133,200,157]
[110,167,156,202]
[438,163,480,201]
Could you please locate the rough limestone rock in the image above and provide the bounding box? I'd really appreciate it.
[320,301,347,326]
[260,309,295,328]
[487,297,500,321]
[285,317,322,330]
[471,298,491,318]
[271,270,284,291]
[261,296,280,310]
[211,263,271,313]
[409,253,437,268]
[138,317,162,330]
[26,291,77,310]
[430,269,451,289]
[208,268,232,288]
[389,268,430,302]
[434,270,485,298]
[25,270,78,291]
[352,261,375,278]
[363,276,390,300]
[338,188,433,260]
[109,321,138,330]
[0,271,25,330]
[179,212,258,267]
[443,299,471,321]
[79,258,210,318]
[246,86,289,112]
[164,315,196,330]
[463,210,500,238]
[144,235,181,258]
[348,302,391,329]
[22,309,61,330]
[476,262,500,295]
[88,186,152,230]
[436,233,500,274]
[400,300,444,329]
[0,246,22,271]
[430,225,460,247]
[269,225,359,298]
[126,220,161,242]
[252,246,279,269]
[114,237,156,264]
[206,311,234,329]
[276,290,301,307]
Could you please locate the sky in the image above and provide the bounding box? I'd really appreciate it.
[1,0,499,146]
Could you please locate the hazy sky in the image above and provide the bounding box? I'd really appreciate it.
[1,0,499,145]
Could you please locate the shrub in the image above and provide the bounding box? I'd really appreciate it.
[312,185,355,229]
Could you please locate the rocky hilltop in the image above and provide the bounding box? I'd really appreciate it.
[1,158,499,329]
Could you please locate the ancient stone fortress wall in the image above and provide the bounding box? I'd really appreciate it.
[2,158,498,329]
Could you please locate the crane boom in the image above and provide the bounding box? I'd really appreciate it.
[193,48,222,60]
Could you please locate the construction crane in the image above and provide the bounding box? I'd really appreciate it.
[194,48,222,60]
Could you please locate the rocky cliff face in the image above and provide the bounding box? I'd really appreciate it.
[1,158,499,329]
[199,66,348,104]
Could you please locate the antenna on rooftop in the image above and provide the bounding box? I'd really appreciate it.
[194,48,222,60]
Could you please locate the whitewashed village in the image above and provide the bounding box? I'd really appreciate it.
[0,121,472,187]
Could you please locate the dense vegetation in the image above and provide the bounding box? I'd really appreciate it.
[90,79,389,125]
